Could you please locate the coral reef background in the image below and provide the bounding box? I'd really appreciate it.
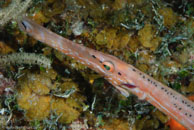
[0,0,193,129]
[0,0,32,27]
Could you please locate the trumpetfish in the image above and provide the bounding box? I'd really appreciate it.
[18,18,194,130]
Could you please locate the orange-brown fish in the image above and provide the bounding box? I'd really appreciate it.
[18,18,194,130]
[167,96,194,130]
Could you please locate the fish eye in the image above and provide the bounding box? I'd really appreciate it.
[102,61,114,72]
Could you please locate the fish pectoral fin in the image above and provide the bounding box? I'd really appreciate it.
[115,86,130,97]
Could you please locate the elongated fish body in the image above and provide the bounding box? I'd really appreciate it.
[19,18,194,130]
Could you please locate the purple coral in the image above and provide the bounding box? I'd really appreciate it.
[0,72,15,95]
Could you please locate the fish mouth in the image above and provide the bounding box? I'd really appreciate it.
[20,20,28,30]
[18,18,33,32]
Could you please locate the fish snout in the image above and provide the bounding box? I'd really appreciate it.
[18,18,33,32]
